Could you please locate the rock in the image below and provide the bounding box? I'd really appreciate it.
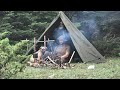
[87,65,95,69]
[48,74,55,79]
[63,66,67,69]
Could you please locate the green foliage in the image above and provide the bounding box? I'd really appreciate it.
[0,31,11,39]
[0,11,58,43]
[0,34,28,79]
[0,61,25,79]
[93,19,120,57]
[13,40,29,55]
[118,53,120,57]
[92,37,120,57]
[0,38,11,55]
[0,51,9,66]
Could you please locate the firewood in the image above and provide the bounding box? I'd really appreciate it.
[47,56,59,67]
[68,51,75,67]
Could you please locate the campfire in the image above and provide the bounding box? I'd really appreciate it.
[28,50,75,69]
[27,35,75,69]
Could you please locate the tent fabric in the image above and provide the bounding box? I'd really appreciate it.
[26,11,105,63]
[60,11,105,63]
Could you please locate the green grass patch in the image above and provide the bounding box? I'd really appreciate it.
[12,57,120,79]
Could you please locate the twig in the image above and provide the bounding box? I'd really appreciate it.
[68,51,75,67]
[68,51,75,63]
[47,56,59,66]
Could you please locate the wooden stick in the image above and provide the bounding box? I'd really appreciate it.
[38,40,55,42]
[28,40,55,42]
[44,36,46,47]
[33,37,37,63]
[26,38,29,51]
[67,51,75,67]
[68,51,75,64]
[34,37,36,52]
[47,56,59,66]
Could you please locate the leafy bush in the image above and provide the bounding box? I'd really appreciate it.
[0,34,28,79]
[92,37,120,57]
[0,61,25,79]
[13,40,29,55]
[118,53,120,57]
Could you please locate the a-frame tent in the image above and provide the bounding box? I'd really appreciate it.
[25,11,105,63]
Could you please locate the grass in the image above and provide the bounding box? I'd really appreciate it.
[12,57,120,79]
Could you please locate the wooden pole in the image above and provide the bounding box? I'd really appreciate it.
[69,51,75,63]
[34,37,36,53]
[29,40,55,43]
[33,30,36,53]
[68,51,75,67]
[26,38,28,51]
[44,35,46,47]
[33,30,37,63]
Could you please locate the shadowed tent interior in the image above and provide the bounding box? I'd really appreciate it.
[25,11,105,63]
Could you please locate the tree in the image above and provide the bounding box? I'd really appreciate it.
[0,11,58,43]
[0,32,29,79]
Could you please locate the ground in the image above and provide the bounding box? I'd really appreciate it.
[12,58,120,79]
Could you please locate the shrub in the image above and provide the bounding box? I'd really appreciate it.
[0,61,25,79]
[0,35,28,79]
[92,37,120,57]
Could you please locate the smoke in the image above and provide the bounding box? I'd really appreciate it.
[47,25,72,52]
[47,41,57,52]
[73,11,107,40]
[79,19,99,41]
[53,26,71,43]
[73,11,120,40]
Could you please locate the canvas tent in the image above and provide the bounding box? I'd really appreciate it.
[25,11,105,63]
